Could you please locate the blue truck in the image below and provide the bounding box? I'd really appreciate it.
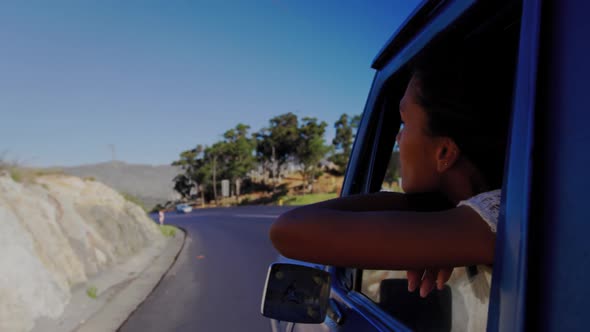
[261,0,590,331]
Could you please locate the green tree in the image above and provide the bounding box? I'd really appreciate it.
[172,124,256,204]
[218,124,256,198]
[295,117,329,193]
[351,114,361,130]
[255,112,300,187]
[330,114,353,174]
[172,145,209,203]
[383,150,401,187]
[205,142,226,204]
[329,113,362,175]
[172,173,192,198]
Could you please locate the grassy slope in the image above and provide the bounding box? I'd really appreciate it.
[282,193,338,206]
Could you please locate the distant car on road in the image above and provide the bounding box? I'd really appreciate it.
[176,203,192,214]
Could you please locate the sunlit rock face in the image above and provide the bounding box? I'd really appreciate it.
[0,173,165,332]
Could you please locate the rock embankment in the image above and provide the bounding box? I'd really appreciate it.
[0,173,166,332]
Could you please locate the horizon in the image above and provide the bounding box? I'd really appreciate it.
[1,1,420,167]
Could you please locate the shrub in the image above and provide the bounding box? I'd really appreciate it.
[86,286,98,299]
[120,192,147,212]
[33,168,63,176]
[10,169,23,183]
[159,225,177,237]
[280,193,338,206]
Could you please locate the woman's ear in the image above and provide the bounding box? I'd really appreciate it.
[436,138,460,172]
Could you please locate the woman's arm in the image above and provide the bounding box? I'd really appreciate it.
[270,195,495,270]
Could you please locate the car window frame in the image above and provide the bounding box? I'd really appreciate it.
[486,0,541,330]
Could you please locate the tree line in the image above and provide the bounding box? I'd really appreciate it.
[171,112,361,203]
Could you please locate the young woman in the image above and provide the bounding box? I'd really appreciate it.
[158,210,165,226]
[269,43,513,298]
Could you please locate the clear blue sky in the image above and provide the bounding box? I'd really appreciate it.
[1,0,420,167]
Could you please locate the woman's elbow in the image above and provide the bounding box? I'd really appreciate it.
[269,210,297,256]
[269,207,318,260]
[269,216,285,252]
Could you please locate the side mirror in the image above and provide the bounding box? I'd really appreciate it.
[260,263,331,324]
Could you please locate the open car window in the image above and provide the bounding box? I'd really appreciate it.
[353,4,522,331]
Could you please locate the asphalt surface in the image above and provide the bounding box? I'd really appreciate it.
[119,206,293,332]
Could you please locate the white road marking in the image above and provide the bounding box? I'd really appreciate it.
[232,214,280,219]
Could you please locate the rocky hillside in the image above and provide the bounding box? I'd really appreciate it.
[0,172,166,332]
[61,161,182,211]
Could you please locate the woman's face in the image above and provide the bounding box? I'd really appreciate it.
[396,75,442,193]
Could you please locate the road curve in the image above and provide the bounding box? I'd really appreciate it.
[119,206,293,332]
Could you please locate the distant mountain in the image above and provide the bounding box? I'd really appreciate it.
[61,161,182,210]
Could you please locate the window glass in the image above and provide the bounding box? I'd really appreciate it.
[380,126,403,193]
[361,269,406,303]
[361,127,407,306]
[361,266,493,332]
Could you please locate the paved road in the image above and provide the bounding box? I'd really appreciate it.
[119,206,293,332]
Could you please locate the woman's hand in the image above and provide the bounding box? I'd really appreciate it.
[407,268,453,298]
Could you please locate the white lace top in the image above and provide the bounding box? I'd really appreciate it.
[457,189,501,233]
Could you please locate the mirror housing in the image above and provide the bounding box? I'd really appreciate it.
[260,263,331,324]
